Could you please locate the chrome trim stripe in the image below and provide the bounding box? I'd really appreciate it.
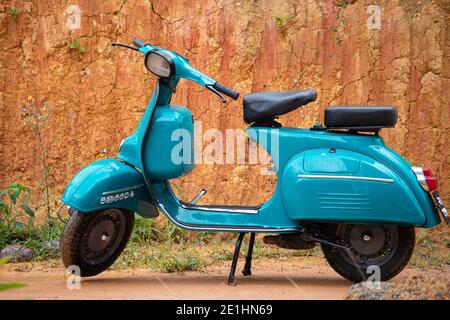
[180,202,259,214]
[158,203,300,233]
[297,174,394,183]
[102,183,145,195]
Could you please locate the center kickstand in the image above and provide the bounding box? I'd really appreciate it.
[227,233,245,286]
[242,232,255,276]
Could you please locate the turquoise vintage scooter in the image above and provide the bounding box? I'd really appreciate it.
[60,39,448,284]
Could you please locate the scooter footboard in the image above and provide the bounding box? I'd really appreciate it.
[61,158,158,218]
[281,149,427,225]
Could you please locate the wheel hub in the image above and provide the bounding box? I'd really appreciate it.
[88,220,115,251]
[101,233,110,242]
[80,210,126,266]
[349,226,386,256]
[337,224,399,268]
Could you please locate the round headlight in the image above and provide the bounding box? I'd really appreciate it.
[144,51,174,78]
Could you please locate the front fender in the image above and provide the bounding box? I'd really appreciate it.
[62,159,158,218]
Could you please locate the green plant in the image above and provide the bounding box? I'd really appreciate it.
[210,248,232,262]
[0,257,26,291]
[7,7,18,21]
[170,182,184,198]
[19,101,52,220]
[272,15,292,35]
[68,38,86,53]
[336,0,356,9]
[193,232,214,245]
[130,216,162,244]
[417,229,431,247]
[405,157,421,166]
[156,254,204,273]
[24,219,64,260]
[164,223,190,244]
[0,183,35,246]
[329,25,345,46]
[0,182,63,259]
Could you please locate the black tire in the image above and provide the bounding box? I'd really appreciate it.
[321,224,415,283]
[60,208,134,277]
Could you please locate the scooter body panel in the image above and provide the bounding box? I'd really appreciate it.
[142,105,195,180]
[61,158,158,218]
[282,149,424,224]
[248,127,440,228]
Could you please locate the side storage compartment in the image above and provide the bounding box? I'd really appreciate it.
[144,105,195,181]
[281,148,426,225]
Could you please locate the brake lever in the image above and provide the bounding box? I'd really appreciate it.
[206,84,227,104]
[111,42,139,51]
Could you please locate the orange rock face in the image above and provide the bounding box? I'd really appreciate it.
[0,1,448,219]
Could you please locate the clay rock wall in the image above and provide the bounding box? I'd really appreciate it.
[0,0,448,216]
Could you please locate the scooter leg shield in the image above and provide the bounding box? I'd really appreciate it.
[61,158,158,218]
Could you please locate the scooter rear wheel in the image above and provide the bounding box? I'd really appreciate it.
[321,224,415,283]
[60,208,134,277]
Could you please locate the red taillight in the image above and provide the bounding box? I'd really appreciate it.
[423,167,438,191]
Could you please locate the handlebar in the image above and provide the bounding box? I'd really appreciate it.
[132,39,147,48]
[213,82,239,100]
[113,39,240,102]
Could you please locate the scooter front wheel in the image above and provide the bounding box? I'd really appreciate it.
[321,224,415,283]
[60,208,134,277]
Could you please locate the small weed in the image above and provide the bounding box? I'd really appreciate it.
[19,101,52,220]
[156,254,204,273]
[162,223,189,244]
[210,248,232,262]
[335,0,356,9]
[25,220,64,260]
[0,183,35,246]
[171,182,185,198]
[272,15,293,35]
[405,157,421,166]
[411,247,449,268]
[329,25,345,46]
[130,216,161,245]
[417,229,431,247]
[7,7,18,21]
[193,232,214,245]
[410,230,450,268]
[246,48,257,59]
[68,38,86,53]
[131,218,190,244]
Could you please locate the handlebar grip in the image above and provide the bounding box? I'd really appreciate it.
[132,39,147,48]
[213,82,239,100]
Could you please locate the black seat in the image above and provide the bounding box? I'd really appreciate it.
[243,90,317,124]
[324,106,397,130]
